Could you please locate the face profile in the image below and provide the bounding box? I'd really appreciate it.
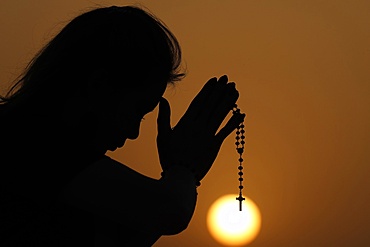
[86,78,168,152]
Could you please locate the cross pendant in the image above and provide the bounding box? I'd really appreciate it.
[236,195,245,211]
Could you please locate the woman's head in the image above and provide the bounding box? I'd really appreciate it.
[1,5,185,152]
[1,5,185,111]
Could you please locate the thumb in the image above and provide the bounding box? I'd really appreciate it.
[157,97,172,137]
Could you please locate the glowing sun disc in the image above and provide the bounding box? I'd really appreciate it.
[207,194,262,246]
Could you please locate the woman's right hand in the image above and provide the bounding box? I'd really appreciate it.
[156,75,245,183]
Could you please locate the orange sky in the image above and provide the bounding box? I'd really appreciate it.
[1,1,369,246]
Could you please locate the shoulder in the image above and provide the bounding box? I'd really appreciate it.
[73,155,131,175]
[58,155,139,201]
[61,155,150,192]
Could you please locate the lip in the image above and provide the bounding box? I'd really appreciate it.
[106,137,126,152]
[117,137,127,148]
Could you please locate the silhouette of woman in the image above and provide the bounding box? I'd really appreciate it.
[0,5,244,246]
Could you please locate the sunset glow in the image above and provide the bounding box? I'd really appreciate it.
[207,194,262,246]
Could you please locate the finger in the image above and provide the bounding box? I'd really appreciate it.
[207,82,239,134]
[215,112,246,144]
[157,97,172,137]
[218,74,228,85]
[198,77,231,126]
[178,77,218,124]
[199,75,228,116]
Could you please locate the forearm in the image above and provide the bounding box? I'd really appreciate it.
[115,166,197,245]
[111,166,197,246]
[59,157,198,237]
[158,165,198,235]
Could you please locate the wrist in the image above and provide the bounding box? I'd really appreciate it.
[161,165,201,187]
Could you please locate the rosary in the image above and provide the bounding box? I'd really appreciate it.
[232,104,246,211]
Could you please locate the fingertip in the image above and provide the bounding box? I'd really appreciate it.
[228,82,236,87]
[240,113,246,123]
[158,97,170,115]
[160,97,169,106]
[227,88,239,105]
[219,74,228,84]
[226,82,237,95]
[208,77,217,83]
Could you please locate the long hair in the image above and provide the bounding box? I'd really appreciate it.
[0,5,185,114]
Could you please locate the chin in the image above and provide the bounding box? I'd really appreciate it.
[108,147,117,152]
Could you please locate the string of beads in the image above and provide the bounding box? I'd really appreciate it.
[233,104,246,211]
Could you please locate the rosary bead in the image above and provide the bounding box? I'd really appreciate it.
[239,177,244,181]
[238,166,243,170]
[239,185,244,189]
[241,140,245,145]
[235,141,240,146]
[239,158,243,162]
[241,129,245,134]
[238,172,243,176]
[240,124,244,128]
[237,148,244,154]
[241,136,245,139]
[236,131,240,135]
[236,136,240,140]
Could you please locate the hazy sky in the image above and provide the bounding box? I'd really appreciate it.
[1,1,369,246]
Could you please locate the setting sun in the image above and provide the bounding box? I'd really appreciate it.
[207,194,262,246]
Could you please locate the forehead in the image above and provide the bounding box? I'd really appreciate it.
[138,82,167,112]
[114,81,167,115]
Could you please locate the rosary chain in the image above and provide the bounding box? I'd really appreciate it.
[233,104,246,211]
